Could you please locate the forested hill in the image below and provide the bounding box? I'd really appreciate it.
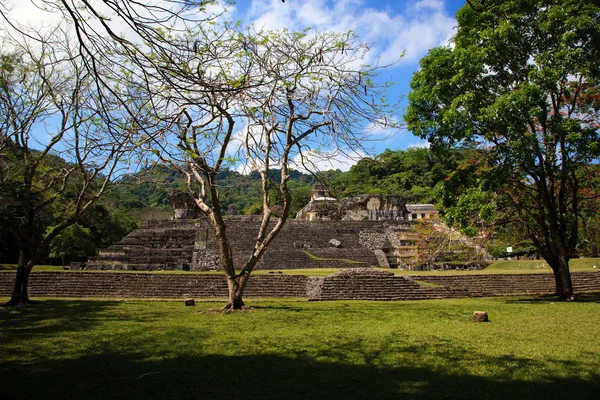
[108,147,463,220]
[329,147,462,203]
[105,165,317,218]
[0,147,461,265]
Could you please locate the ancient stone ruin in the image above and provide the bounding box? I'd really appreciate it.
[86,187,480,272]
[86,216,421,271]
[295,184,408,221]
[167,191,200,219]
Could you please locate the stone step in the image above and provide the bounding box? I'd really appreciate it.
[2,271,598,301]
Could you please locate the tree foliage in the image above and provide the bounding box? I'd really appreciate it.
[330,147,462,203]
[48,224,96,266]
[134,24,400,309]
[405,0,600,299]
[0,26,136,305]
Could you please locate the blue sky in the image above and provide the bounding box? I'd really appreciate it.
[227,0,466,161]
[5,0,467,171]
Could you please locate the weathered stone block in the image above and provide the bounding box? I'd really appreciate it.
[70,262,84,270]
[473,311,488,322]
[328,239,342,248]
[184,298,195,306]
[373,249,390,268]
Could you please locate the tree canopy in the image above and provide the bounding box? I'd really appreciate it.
[329,147,462,202]
[405,0,600,300]
[0,25,136,305]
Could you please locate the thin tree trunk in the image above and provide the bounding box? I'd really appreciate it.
[225,275,250,310]
[550,265,564,296]
[555,255,574,301]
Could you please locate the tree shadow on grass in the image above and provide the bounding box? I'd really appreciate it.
[0,300,145,345]
[1,299,599,400]
[1,350,598,400]
[503,292,600,304]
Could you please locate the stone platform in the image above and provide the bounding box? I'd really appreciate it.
[86,217,422,271]
[1,270,599,301]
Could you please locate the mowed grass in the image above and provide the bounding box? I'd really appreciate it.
[1,296,599,400]
[2,258,599,276]
[0,264,67,272]
[397,258,600,276]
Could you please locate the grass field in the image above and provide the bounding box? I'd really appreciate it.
[2,258,599,276]
[1,295,599,399]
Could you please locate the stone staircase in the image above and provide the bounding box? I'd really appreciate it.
[307,269,468,301]
[87,219,197,271]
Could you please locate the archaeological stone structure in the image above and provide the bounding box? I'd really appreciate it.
[296,184,409,221]
[406,204,439,221]
[2,269,600,300]
[86,217,423,271]
[86,187,468,272]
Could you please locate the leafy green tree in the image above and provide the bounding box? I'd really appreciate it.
[406,0,600,300]
[414,217,487,268]
[578,165,600,257]
[331,147,461,203]
[48,224,96,267]
[0,28,135,306]
[79,205,139,249]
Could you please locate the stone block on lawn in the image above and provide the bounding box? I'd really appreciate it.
[184,298,196,306]
[328,239,342,248]
[473,311,488,322]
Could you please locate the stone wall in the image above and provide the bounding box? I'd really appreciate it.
[414,271,600,297]
[297,194,408,221]
[0,272,308,298]
[1,271,599,301]
[87,218,415,271]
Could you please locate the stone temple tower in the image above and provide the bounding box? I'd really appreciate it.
[310,183,335,201]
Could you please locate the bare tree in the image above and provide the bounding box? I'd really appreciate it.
[0,26,137,305]
[0,1,228,121]
[141,26,400,310]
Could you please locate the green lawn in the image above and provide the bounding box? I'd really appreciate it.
[2,258,599,276]
[0,264,67,272]
[1,296,599,399]
[397,258,600,276]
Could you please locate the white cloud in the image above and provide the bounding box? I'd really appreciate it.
[292,148,366,173]
[414,0,446,11]
[404,140,430,149]
[382,127,431,150]
[242,0,455,67]
[0,0,63,28]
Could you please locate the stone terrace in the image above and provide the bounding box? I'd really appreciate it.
[0,272,308,299]
[306,269,467,301]
[1,271,598,300]
[87,217,414,271]
[415,271,600,297]
[87,219,197,271]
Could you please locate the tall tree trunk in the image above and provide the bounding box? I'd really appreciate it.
[547,254,574,301]
[550,264,564,296]
[555,255,574,301]
[6,264,32,306]
[5,244,40,306]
